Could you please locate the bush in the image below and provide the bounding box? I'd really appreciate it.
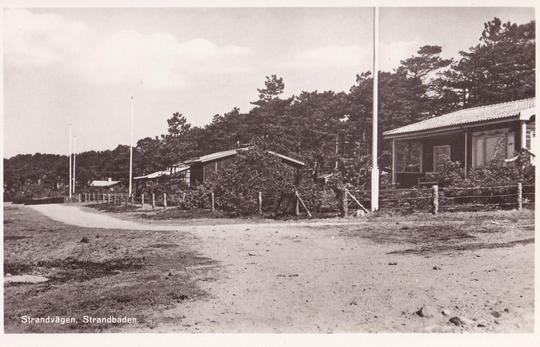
[426,150,535,188]
[175,186,212,210]
[205,146,298,215]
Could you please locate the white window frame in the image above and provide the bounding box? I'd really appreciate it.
[471,128,513,168]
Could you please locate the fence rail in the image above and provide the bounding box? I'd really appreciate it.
[67,182,534,216]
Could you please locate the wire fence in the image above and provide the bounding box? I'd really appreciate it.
[68,182,534,216]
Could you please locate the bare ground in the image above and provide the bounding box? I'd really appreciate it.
[4,203,535,333]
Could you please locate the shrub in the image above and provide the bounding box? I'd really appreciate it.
[426,150,535,188]
[205,146,298,215]
[175,185,213,210]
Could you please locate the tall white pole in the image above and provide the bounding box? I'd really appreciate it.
[69,124,72,200]
[73,137,77,194]
[129,96,134,197]
[371,7,380,212]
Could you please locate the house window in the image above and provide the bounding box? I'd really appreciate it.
[526,122,535,152]
[433,145,451,172]
[471,129,515,168]
[395,141,422,173]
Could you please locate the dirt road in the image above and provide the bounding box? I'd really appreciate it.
[25,204,535,332]
[29,204,360,231]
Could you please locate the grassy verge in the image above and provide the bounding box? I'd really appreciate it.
[338,209,534,255]
[4,205,218,333]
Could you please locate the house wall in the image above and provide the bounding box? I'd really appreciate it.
[392,120,525,187]
[190,156,236,186]
[202,157,234,181]
[189,165,204,186]
[421,132,466,173]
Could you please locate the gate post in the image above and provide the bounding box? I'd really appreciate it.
[517,182,523,211]
[340,189,348,217]
[432,185,439,215]
[294,191,300,216]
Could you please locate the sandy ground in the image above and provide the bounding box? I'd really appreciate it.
[23,204,535,332]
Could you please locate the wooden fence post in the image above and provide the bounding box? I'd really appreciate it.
[152,193,156,209]
[211,192,215,213]
[141,193,145,207]
[131,194,134,206]
[163,193,167,209]
[432,185,439,215]
[294,191,300,216]
[258,191,262,215]
[340,189,348,217]
[517,182,523,211]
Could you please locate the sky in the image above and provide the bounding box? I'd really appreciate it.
[3,7,535,157]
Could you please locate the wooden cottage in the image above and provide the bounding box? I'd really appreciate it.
[135,148,305,187]
[185,148,305,186]
[383,98,535,188]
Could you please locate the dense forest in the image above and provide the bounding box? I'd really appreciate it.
[4,18,535,193]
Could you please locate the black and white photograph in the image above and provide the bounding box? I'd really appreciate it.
[1,0,537,344]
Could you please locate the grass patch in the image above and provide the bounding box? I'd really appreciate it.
[340,209,534,255]
[4,235,30,241]
[389,237,535,255]
[3,205,219,333]
[85,203,140,213]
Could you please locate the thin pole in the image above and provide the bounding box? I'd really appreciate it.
[371,7,379,212]
[69,124,72,200]
[129,96,134,197]
[73,137,77,194]
[391,139,396,185]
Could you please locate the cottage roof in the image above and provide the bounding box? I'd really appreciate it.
[384,97,535,138]
[186,147,305,167]
[134,165,189,180]
[90,180,121,187]
[187,148,241,164]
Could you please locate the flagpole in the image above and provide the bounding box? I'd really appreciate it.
[69,124,72,201]
[129,96,134,198]
[73,136,77,195]
[371,6,379,212]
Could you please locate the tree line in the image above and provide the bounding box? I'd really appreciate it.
[4,18,535,193]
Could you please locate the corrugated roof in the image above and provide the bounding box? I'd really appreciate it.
[196,148,244,163]
[187,147,305,167]
[267,150,305,167]
[384,97,535,138]
[134,165,189,180]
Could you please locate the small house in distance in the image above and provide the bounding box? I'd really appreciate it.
[89,178,123,191]
[384,98,535,188]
